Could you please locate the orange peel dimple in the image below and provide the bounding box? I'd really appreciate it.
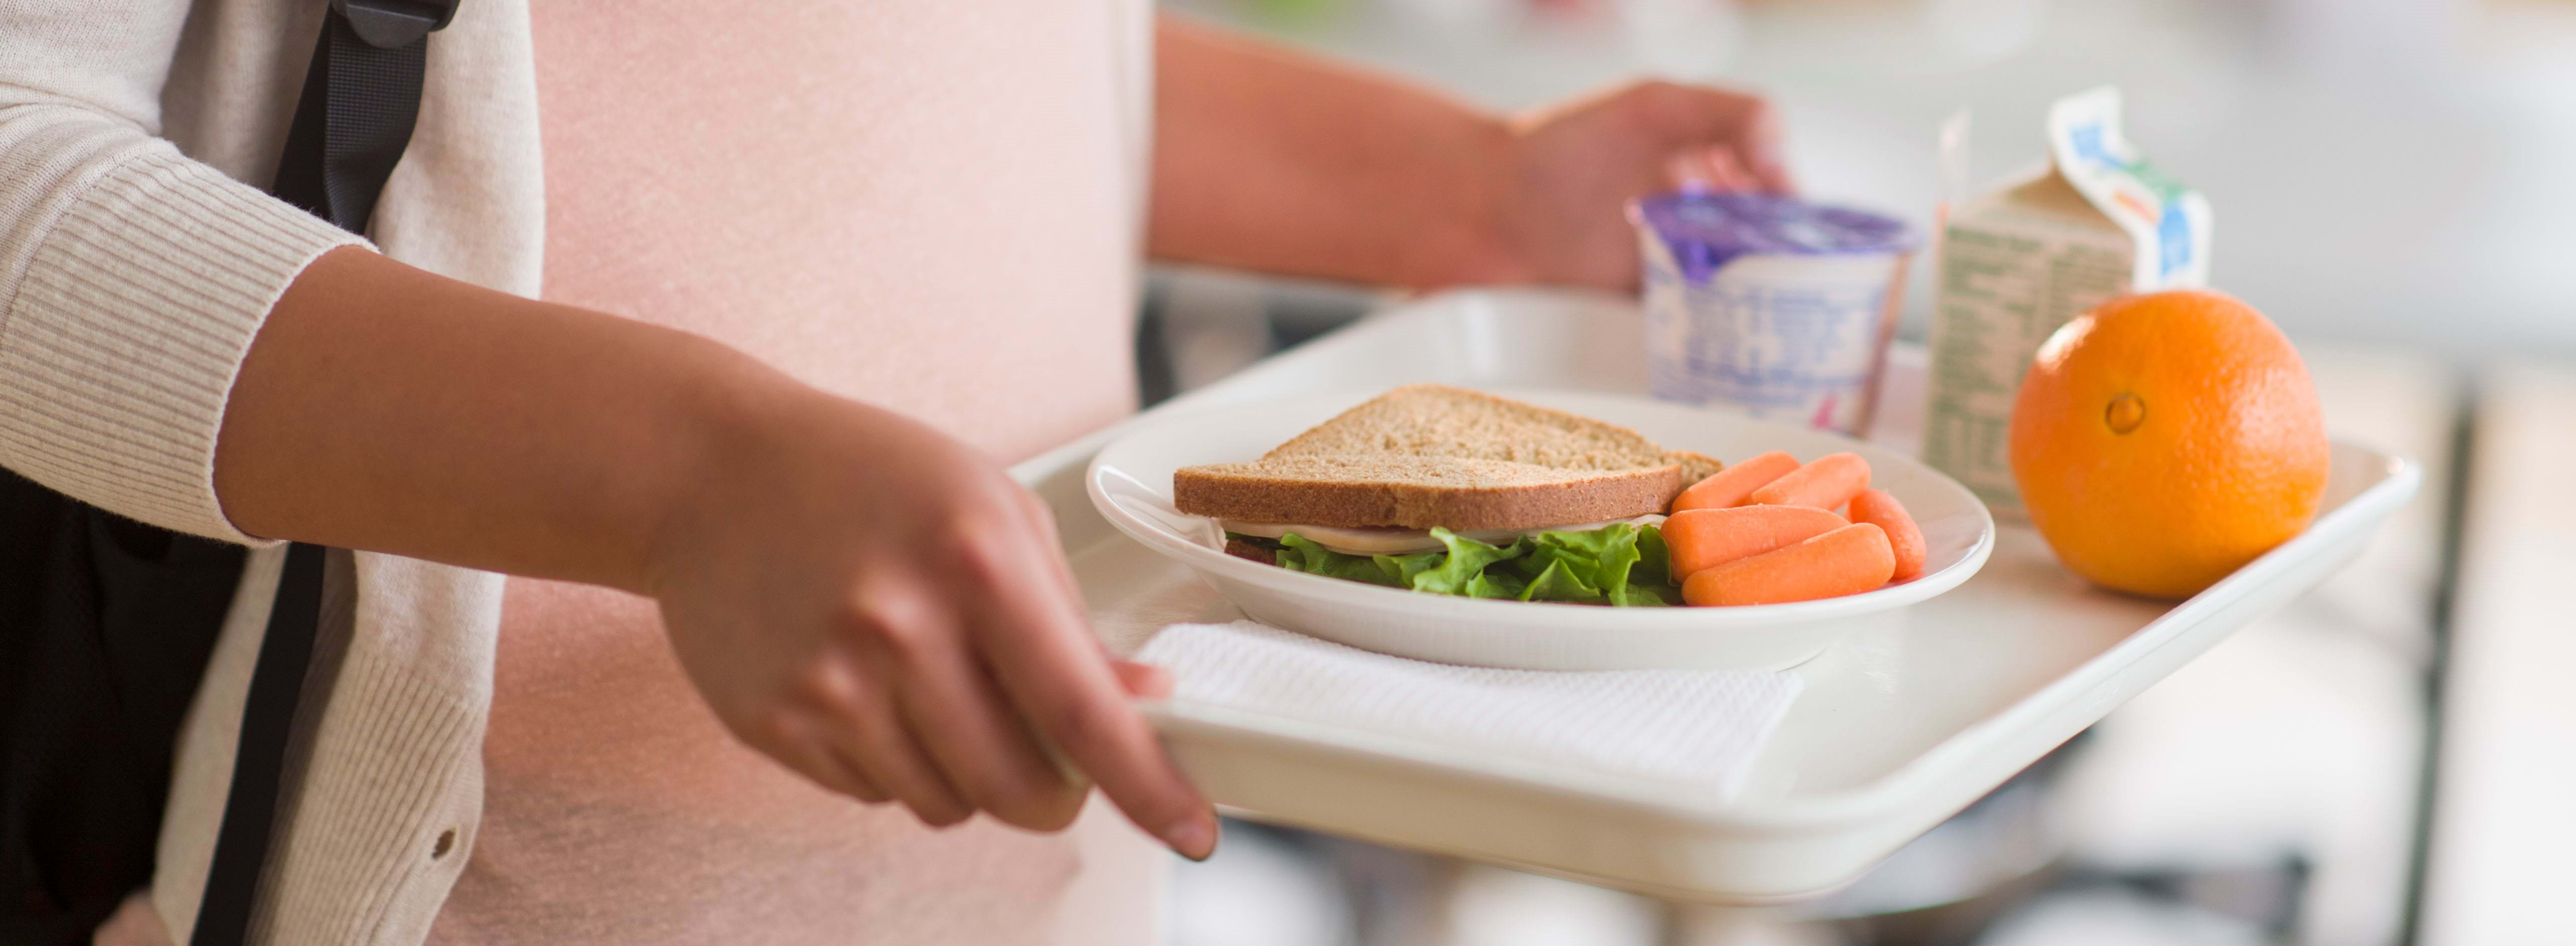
[2105,393,2146,434]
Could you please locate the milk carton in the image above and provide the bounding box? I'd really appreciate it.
[1920,87,2212,514]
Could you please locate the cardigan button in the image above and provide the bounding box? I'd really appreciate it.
[432,829,457,859]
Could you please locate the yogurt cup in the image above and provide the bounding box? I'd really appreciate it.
[1630,192,1918,436]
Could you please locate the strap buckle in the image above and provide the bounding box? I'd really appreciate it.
[330,0,458,48]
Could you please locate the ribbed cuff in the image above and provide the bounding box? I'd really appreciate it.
[0,138,367,544]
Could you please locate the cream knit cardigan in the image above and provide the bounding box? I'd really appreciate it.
[0,0,539,941]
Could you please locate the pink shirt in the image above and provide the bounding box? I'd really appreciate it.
[426,2,1160,942]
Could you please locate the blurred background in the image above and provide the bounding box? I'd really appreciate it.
[1134,1,2576,943]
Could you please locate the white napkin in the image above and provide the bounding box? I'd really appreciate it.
[1136,620,1803,799]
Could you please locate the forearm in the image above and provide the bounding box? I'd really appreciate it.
[1147,16,1517,288]
[217,251,1217,848]
[213,246,788,593]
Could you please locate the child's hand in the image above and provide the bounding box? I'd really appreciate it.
[646,385,1216,858]
[1493,80,1793,290]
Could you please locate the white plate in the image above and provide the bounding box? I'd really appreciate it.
[1084,389,1996,671]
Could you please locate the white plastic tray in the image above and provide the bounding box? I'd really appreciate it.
[1013,289,2421,903]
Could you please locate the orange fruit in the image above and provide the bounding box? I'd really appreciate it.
[2007,290,2329,599]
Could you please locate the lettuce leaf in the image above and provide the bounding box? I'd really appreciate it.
[1633,524,1673,589]
[1616,579,1681,607]
[1267,521,1677,607]
[1409,528,1529,596]
[1275,533,1403,586]
[1515,558,1605,604]
[1524,527,1639,601]
[1464,571,1528,600]
[1370,548,1444,587]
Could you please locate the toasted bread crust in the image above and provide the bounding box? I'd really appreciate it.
[1665,450,1727,485]
[1177,464,1685,531]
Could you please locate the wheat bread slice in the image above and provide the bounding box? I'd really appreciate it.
[1172,385,1727,532]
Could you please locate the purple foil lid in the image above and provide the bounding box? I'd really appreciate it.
[1636,192,1917,283]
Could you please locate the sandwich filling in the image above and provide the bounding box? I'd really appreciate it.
[1220,514,1667,556]
[1223,519,1681,607]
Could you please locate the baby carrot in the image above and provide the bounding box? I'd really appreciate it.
[1682,522,1896,606]
[1671,451,1801,513]
[1746,452,1871,511]
[1663,505,1849,580]
[1848,488,1927,581]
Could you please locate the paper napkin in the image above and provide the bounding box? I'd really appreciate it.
[1136,620,1804,800]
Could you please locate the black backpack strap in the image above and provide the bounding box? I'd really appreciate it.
[268,0,455,233]
[192,3,453,944]
[187,545,325,946]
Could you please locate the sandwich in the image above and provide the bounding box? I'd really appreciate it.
[1172,385,1725,606]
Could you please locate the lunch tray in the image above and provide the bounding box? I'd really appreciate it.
[1012,289,2421,902]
